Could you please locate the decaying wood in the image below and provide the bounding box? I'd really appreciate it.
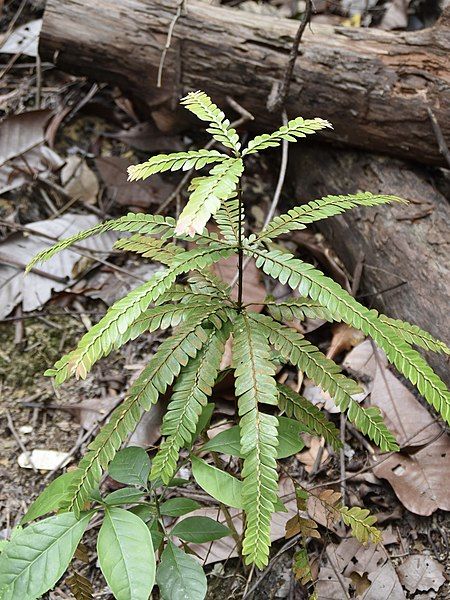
[292,145,450,382]
[39,0,450,166]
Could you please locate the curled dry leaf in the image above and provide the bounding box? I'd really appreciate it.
[297,437,329,473]
[344,340,450,515]
[396,555,445,594]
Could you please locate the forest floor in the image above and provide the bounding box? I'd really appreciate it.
[0,0,449,599]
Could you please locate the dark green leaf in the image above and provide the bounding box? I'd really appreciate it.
[191,456,242,509]
[160,498,201,517]
[97,507,155,600]
[0,512,92,600]
[276,417,306,458]
[193,402,215,441]
[200,417,304,459]
[108,447,151,487]
[104,488,145,506]
[129,504,156,523]
[21,471,78,524]
[171,516,230,543]
[156,541,207,600]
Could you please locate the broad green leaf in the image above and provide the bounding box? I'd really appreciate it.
[0,512,92,600]
[201,417,305,459]
[193,402,215,441]
[149,520,164,550]
[276,417,306,458]
[104,488,145,506]
[201,427,241,456]
[21,471,78,524]
[159,498,201,517]
[108,447,151,487]
[156,541,207,600]
[171,516,230,543]
[129,504,156,523]
[97,508,155,600]
[191,455,243,509]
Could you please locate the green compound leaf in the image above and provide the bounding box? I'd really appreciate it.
[256,193,406,242]
[250,313,398,453]
[191,455,243,509]
[0,512,92,600]
[250,246,450,428]
[171,516,231,543]
[339,506,382,545]
[242,116,332,156]
[108,447,151,488]
[277,384,342,450]
[181,90,241,152]
[97,507,155,600]
[150,324,229,484]
[233,313,279,568]
[156,541,207,600]
[175,158,244,237]
[127,149,228,181]
[63,308,227,517]
[26,213,175,272]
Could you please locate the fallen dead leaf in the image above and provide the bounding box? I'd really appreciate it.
[297,437,329,473]
[326,323,365,361]
[0,109,51,167]
[0,213,119,319]
[96,156,173,209]
[396,555,445,594]
[344,340,450,516]
[104,122,183,153]
[0,19,42,57]
[61,156,99,205]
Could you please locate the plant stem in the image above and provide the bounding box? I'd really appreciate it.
[237,185,244,311]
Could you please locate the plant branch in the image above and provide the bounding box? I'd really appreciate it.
[267,0,312,112]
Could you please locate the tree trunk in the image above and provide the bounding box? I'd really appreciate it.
[292,145,450,382]
[39,0,450,166]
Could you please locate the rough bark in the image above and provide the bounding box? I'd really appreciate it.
[39,0,450,166]
[292,145,450,382]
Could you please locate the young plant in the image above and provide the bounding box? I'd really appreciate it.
[1,91,449,600]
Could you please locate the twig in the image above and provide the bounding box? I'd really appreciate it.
[6,410,38,473]
[157,0,185,88]
[35,53,42,109]
[427,106,450,169]
[339,414,346,504]
[242,534,302,599]
[267,0,312,113]
[242,564,255,597]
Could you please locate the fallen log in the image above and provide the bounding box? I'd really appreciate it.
[39,0,450,166]
[292,145,450,382]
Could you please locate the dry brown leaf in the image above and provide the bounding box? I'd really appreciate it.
[96,156,174,209]
[345,340,450,516]
[297,437,329,473]
[0,19,42,57]
[105,122,183,153]
[396,555,445,594]
[323,538,406,600]
[61,156,99,205]
[0,213,119,319]
[326,323,365,360]
[0,109,51,167]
